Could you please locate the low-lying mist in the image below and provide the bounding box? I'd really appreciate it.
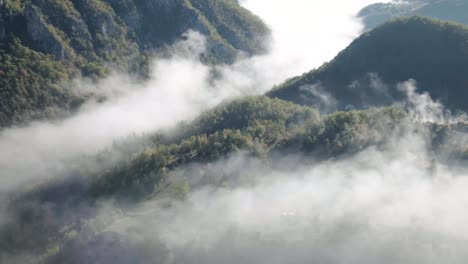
[0,1,383,190]
[2,1,467,263]
[89,120,467,264]
[47,83,464,264]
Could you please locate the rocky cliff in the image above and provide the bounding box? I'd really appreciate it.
[0,0,269,127]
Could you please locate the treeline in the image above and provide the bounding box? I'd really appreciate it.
[91,97,409,201]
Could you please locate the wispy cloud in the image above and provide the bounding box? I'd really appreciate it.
[0,1,381,189]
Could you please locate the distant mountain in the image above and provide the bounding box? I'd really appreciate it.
[0,0,269,126]
[359,0,468,30]
[268,16,468,112]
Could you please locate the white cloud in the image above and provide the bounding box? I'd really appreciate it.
[101,127,468,264]
[240,0,391,81]
[1,2,467,263]
[0,1,384,189]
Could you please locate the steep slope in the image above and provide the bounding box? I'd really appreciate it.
[359,0,468,30]
[0,0,269,126]
[268,16,468,112]
[1,0,268,66]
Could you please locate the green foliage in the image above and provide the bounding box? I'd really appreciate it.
[0,38,82,125]
[188,96,320,137]
[2,95,465,261]
[168,180,191,201]
[4,3,468,262]
[269,16,468,112]
[72,0,137,65]
[292,107,407,155]
[88,99,410,200]
[91,129,254,200]
[80,61,108,78]
[90,96,318,200]
[190,0,269,54]
[3,0,25,14]
[430,122,468,162]
[0,0,269,126]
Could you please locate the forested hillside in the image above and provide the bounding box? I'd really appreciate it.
[268,16,468,112]
[1,94,466,263]
[0,0,269,126]
[359,0,468,30]
[1,2,468,263]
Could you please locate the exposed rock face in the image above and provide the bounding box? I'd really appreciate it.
[0,0,269,126]
[33,0,92,53]
[72,0,129,57]
[104,0,268,63]
[25,4,71,59]
[105,0,185,32]
[4,0,268,64]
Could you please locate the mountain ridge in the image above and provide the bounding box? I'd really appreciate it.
[0,0,269,127]
[359,0,468,30]
[268,16,468,112]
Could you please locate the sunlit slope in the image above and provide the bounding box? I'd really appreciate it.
[0,0,269,126]
[268,16,468,112]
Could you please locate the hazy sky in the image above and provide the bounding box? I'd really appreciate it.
[241,0,390,77]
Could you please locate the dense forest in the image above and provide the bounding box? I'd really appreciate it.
[268,16,468,113]
[0,0,269,126]
[0,1,467,263]
[1,94,466,263]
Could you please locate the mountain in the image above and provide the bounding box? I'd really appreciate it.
[0,0,269,126]
[1,3,468,263]
[359,0,468,30]
[268,16,468,112]
[0,96,405,258]
[2,93,465,262]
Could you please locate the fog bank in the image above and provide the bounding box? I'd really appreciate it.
[100,125,468,264]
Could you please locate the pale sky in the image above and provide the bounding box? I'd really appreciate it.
[241,0,390,76]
